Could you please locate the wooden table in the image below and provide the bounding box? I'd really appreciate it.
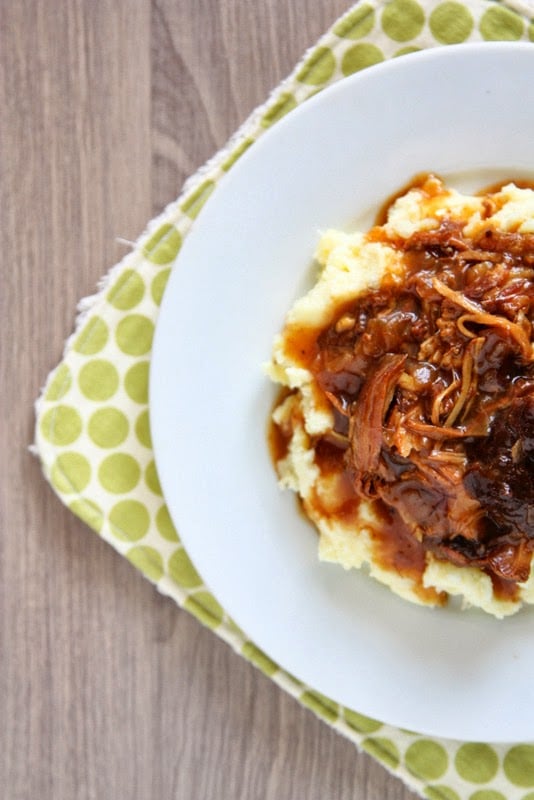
[1,3,419,797]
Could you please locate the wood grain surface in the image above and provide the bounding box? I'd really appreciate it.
[1,3,420,798]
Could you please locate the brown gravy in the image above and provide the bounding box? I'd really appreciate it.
[269,176,534,604]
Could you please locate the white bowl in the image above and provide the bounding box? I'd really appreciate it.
[151,42,534,741]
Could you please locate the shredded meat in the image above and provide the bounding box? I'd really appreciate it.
[312,211,534,587]
[349,354,407,475]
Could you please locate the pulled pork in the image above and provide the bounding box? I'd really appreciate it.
[313,221,534,586]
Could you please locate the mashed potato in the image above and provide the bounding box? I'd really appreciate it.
[266,176,534,618]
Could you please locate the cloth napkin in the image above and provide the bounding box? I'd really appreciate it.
[35,1,534,797]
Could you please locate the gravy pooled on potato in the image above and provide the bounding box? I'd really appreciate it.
[266,175,534,617]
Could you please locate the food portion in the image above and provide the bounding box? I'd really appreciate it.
[266,175,534,617]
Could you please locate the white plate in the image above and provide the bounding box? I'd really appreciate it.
[150,43,534,742]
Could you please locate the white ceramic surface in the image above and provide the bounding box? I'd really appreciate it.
[150,43,534,742]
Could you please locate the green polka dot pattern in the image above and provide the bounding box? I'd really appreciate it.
[51,452,91,493]
[362,737,400,770]
[430,2,474,43]
[296,46,336,85]
[479,5,524,40]
[456,743,499,783]
[143,223,182,265]
[99,453,141,494]
[504,747,534,788]
[124,361,149,404]
[406,740,449,781]
[426,788,461,800]
[45,364,72,401]
[107,269,145,310]
[156,504,179,542]
[116,314,154,355]
[79,360,119,401]
[241,642,278,677]
[168,547,202,588]
[184,591,224,629]
[221,137,255,171]
[382,0,425,41]
[333,4,375,39]
[343,708,382,734]
[145,460,162,495]
[41,405,82,446]
[342,42,384,75]
[109,499,150,541]
[300,690,340,724]
[151,268,171,306]
[88,407,129,448]
[261,92,298,127]
[126,545,164,582]
[135,409,152,448]
[33,3,534,799]
[394,45,422,56]
[180,180,216,219]
[73,316,109,355]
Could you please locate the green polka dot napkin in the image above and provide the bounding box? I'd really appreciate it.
[35,2,534,797]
